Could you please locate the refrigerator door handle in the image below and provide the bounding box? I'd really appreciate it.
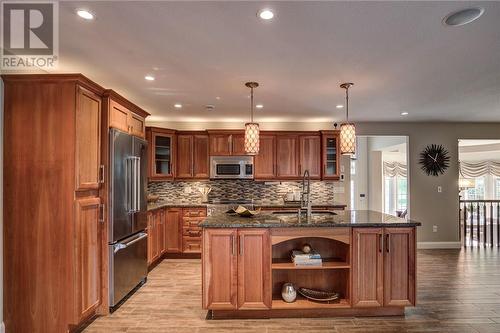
[126,157,135,214]
[136,157,141,212]
[113,232,147,253]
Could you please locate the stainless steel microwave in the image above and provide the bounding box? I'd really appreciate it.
[210,156,254,179]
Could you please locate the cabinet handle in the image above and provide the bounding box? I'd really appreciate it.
[378,233,383,253]
[239,236,244,256]
[99,165,105,183]
[386,234,390,253]
[99,204,105,224]
[323,164,326,175]
[299,164,302,175]
[231,235,236,256]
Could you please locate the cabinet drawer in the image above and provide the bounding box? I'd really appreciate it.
[183,227,202,238]
[183,238,201,253]
[182,217,205,227]
[183,208,207,217]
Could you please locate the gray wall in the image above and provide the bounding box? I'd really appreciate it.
[356,122,500,243]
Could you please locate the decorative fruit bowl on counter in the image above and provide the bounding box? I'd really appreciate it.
[226,205,261,217]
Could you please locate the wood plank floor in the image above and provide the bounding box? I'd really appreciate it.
[84,249,500,333]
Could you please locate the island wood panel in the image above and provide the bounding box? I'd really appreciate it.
[203,229,238,310]
[3,80,78,333]
[352,228,384,307]
[193,134,210,178]
[276,135,300,178]
[384,227,416,306]
[299,135,321,179]
[209,134,232,155]
[147,213,154,265]
[271,227,350,245]
[165,208,183,253]
[237,229,272,309]
[176,134,194,178]
[254,135,276,179]
[75,197,102,321]
[76,86,102,190]
[232,134,246,155]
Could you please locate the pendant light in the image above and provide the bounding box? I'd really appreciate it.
[244,81,260,155]
[339,82,356,155]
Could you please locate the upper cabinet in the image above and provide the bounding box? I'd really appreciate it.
[208,131,246,156]
[146,127,176,180]
[321,130,341,180]
[254,134,276,180]
[299,135,321,179]
[75,86,102,190]
[176,132,209,179]
[105,90,148,138]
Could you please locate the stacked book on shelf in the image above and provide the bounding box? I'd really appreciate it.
[291,250,322,267]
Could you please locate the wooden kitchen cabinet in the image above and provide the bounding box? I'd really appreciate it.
[176,132,209,179]
[165,208,183,253]
[182,208,206,253]
[254,134,276,179]
[384,227,416,307]
[321,130,340,180]
[237,229,272,309]
[276,135,300,178]
[176,134,193,178]
[352,227,416,308]
[105,90,147,138]
[299,135,321,179]
[146,127,176,180]
[203,228,271,310]
[2,74,115,332]
[203,229,238,309]
[75,197,102,321]
[208,130,246,156]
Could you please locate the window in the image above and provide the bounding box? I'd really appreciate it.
[495,178,500,199]
[464,177,485,200]
[384,175,407,215]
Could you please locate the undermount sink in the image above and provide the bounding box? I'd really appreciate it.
[271,211,337,216]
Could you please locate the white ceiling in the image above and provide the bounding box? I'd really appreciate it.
[41,1,500,123]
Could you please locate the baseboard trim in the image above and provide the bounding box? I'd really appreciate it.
[417,241,462,249]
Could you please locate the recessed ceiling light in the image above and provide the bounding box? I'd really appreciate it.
[258,9,274,20]
[256,104,264,109]
[144,75,155,81]
[174,103,182,109]
[401,112,409,116]
[336,104,344,109]
[76,9,94,20]
[443,7,484,26]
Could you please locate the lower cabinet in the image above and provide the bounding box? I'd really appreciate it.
[203,228,271,310]
[352,227,415,307]
[165,208,183,253]
[75,197,102,321]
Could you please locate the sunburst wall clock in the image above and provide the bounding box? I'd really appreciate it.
[419,144,450,176]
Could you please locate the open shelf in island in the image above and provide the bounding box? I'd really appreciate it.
[272,297,351,309]
[271,258,350,270]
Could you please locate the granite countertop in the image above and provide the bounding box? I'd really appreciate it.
[147,200,347,211]
[199,210,421,228]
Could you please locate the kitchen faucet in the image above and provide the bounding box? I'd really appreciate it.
[300,169,312,219]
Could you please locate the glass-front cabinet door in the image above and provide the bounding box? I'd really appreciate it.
[321,131,340,180]
[147,127,175,180]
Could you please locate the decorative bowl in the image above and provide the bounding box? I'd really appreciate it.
[297,288,340,302]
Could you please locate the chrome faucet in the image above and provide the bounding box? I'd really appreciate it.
[300,170,312,219]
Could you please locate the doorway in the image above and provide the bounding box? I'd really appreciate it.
[350,136,409,218]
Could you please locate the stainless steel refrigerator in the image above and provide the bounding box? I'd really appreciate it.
[108,128,148,308]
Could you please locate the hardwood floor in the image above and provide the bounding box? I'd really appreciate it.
[84,249,500,333]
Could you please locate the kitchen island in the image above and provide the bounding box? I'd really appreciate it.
[200,210,421,319]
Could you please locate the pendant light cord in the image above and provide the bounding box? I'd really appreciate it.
[345,86,349,123]
[250,87,254,123]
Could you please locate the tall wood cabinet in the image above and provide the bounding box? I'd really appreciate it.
[176,132,210,179]
[3,74,105,333]
[203,228,271,310]
[352,227,416,308]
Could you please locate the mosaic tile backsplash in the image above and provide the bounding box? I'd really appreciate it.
[148,179,347,204]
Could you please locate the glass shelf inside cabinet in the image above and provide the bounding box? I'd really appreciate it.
[325,137,337,176]
[155,136,172,175]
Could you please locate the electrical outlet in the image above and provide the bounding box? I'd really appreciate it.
[340,165,345,173]
[340,173,345,181]
[437,186,442,193]
[433,225,438,233]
